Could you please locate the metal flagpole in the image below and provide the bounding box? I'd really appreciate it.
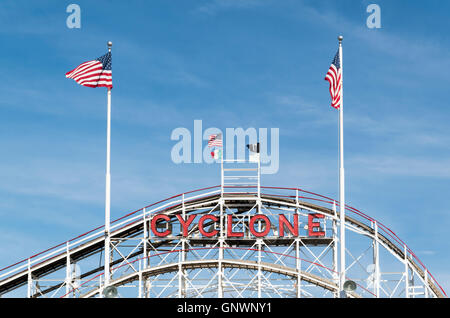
[337,35,346,296]
[104,41,113,286]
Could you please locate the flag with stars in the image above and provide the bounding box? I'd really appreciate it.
[324,49,341,109]
[208,134,223,147]
[66,52,112,88]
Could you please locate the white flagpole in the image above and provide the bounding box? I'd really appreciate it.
[338,35,346,296]
[104,41,112,286]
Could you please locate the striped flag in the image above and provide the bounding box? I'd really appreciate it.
[324,49,341,109]
[66,52,112,88]
[208,134,223,147]
[211,148,222,160]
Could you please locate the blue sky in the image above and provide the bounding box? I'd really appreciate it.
[0,0,449,293]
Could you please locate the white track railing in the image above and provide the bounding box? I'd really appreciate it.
[0,185,446,298]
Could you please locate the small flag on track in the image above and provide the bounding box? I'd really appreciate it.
[246,143,260,153]
[208,134,223,147]
[211,148,222,160]
[247,143,260,162]
[66,52,112,88]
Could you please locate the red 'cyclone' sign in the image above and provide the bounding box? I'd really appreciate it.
[150,213,326,238]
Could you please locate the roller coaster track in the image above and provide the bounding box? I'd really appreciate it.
[0,186,445,298]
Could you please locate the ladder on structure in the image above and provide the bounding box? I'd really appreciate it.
[221,155,260,196]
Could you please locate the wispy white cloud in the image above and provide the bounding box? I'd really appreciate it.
[417,250,436,256]
[114,40,210,89]
[349,155,450,178]
[289,2,450,79]
[271,94,335,127]
[194,0,270,15]
[0,229,53,267]
[271,91,450,153]
[0,159,104,205]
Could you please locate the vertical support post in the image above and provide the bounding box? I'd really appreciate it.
[27,258,32,298]
[218,238,224,298]
[182,193,185,217]
[218,198,224,298]
[178,240,185,298]
[99,276,103,298]
[221,156,224,195]
[295,191,301,298]
[138,259,142,298]
[332,201,339,298]
[424,270,429,298]
[337,35,346,295]
[373,221,380,298]
[182,243,187,298]
[149,206,158,298]
[295,238,301,298]
[104,41,113,287]
[404,245,410,298]
[65,242,71,298]
[257,238,262,298]
[179,194,186,298]
[219,198,224,239]
[256,164,262,298]
[145,279,151,298]
[143,207,148,269]
[257,153,261,198]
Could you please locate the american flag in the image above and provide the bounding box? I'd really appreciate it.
[66,52,112,88]
[324,49,341,109]
[208,134,222,147]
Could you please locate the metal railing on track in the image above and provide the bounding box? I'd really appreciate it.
[0,185,446,298]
